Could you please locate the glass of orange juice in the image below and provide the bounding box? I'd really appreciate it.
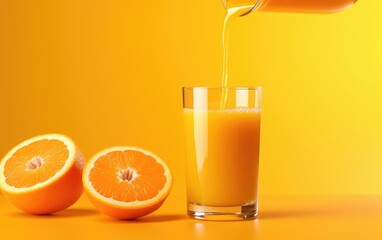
[183,86,262,220]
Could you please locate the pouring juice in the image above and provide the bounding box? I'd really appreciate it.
[183,0,357,220]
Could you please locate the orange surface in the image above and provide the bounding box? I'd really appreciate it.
[184,109,260,206]
[1,194,381,239]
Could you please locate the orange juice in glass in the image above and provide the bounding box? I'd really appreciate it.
[183,87,261,220]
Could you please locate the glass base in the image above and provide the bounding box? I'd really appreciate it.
[187,201,258,221]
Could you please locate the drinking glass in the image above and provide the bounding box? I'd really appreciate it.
[183,87,262,220]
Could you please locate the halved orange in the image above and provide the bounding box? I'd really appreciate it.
[0,134,84,214]
[82,147,172,219]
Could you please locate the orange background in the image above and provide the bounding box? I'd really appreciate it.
[0,0,381,206]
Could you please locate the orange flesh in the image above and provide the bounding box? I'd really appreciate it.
[4,139,68,188]
[89,150,166,202]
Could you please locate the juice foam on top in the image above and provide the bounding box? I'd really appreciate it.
[221,107,261,113]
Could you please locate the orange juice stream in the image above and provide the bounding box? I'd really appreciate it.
[184,108,260,206]
[220,5,254,109]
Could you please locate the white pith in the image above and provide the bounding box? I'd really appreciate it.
[26,156,44,171]
[117,168,139,182]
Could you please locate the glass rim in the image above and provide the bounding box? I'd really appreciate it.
[182,86,262,91]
